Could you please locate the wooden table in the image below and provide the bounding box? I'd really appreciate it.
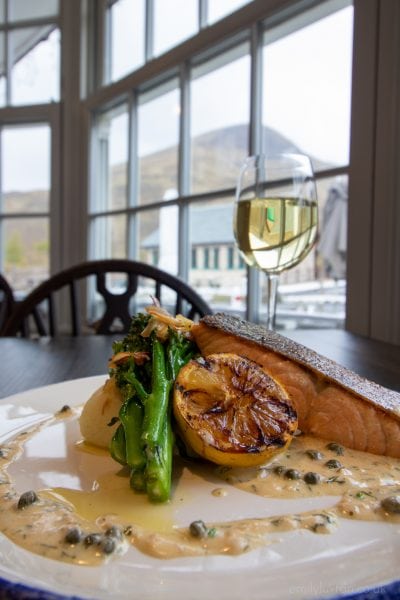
[0,329,399,400]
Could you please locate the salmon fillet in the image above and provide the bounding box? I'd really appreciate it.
[191,314,400,458]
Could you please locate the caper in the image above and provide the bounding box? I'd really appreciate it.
[304,472,321,485]
[189,520,208,538]
[306,450,324,461]
[83,533,103,547]
[381,495,400,514]
[64,527,82,544]
[58,405,71,413]
[284,469,301,480]
[17,490,38,510]
[100,537,116,554]
[325,459,342,469]
[326,442,344,456]
[273,465,285,475]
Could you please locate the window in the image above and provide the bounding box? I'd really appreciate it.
[213,247,219,269]
[0,1,395,342]
[153,0,197,56]
[138,80,180,206]
[87,0,354,329]
[10,27,60,105]
[190,45,250,194]
[0,1,60,105]
[208,0,251,24]
[227,246,234,269]
[204,247,209,269]
[0,1,60,296]
[0,124,51,292]
[107,0,145,83]
[259,3,353,328]
[191,247,197,269]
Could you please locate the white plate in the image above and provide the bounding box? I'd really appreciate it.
[0,376,399,600]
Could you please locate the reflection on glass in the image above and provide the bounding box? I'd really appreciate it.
[138,82,179,205]
[208,0,250,24]
[1,124,51,213]
[189,200,246,316]
[262,6,353,167]
[90,215,127,260]
[11,27,60,105]
[92,106,129,212]
[190,47,250,194]
[109,0,145,82]
[261,175,348,330]
[153,0,197,56]
[9,0,59,21]
[2,217,49,293]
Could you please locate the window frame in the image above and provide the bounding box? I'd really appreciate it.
[30,0,398,344]
[85,0,353,324]
[0,0,62,288]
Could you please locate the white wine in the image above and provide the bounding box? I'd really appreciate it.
[234,197,318,273]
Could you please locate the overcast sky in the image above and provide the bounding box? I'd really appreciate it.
[1,2,353,192]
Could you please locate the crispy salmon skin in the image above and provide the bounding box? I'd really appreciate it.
[191,313,400,458]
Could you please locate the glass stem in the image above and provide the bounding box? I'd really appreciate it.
[265,273,279,330]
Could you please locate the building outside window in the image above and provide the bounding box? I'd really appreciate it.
[191,247,197,269]
[213,247,219,270]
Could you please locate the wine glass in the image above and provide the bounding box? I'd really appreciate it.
[233,153,318,329]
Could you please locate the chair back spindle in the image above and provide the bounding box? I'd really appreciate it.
[2,259,212,338]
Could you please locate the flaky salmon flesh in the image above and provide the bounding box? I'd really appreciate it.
[191,314,400,458]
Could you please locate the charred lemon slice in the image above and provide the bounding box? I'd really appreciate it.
[173,353,297,467]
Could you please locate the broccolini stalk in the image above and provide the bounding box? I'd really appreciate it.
[130,467,146,492]
[141,338,172,450]
[145,413,174,503]
[119,399,146,470]
[110,424,126,465]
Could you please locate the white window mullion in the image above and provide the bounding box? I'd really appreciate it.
[128,90,139,259]
[246,21,263,323]
[177,62,191,281]
[145,0,154,62]
[199,0,208,29]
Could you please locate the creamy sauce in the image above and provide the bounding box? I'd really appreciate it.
[0,410,399,565]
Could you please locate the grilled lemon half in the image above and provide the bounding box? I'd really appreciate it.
[173,353,298,467]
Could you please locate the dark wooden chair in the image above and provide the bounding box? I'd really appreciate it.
[0,272,16,335]
[2,259,212,337]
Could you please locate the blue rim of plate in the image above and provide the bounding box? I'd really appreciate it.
[0,575,399,600]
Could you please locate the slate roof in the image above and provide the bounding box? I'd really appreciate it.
[142,203,235,248]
